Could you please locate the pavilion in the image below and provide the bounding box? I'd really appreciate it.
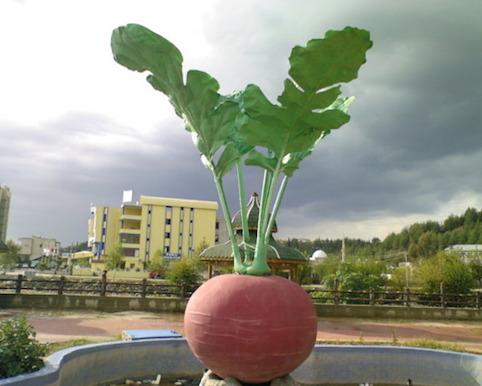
[200,192,308,282]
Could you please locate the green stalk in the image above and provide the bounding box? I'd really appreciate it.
[236,160,251,262]
[213,175,246,274]
[248,170,272,275]
[264,175,288,241]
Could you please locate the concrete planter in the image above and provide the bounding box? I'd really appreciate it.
[0,339,480,386]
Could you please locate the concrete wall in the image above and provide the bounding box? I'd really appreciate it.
[0,339,203,386]
[0,294,187,313]
[0,340,480,386]
[1,293,481,320]
[315,303,482,321]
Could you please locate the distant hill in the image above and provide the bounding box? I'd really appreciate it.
[280,207,482,261]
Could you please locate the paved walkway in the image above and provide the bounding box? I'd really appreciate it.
[2,309,482,353]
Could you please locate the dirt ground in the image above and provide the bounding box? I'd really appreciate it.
[1,309,482,353]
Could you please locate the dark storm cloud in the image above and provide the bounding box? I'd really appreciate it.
[200,0,482,237]
[3,0,482,243]
[0,112,218,243]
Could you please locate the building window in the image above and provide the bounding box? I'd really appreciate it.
[166,218,171,225]
[216,221,219,230]
[165,232,170,238]
[164,246,170,253]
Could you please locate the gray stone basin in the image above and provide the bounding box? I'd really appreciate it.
[0,339,480,386]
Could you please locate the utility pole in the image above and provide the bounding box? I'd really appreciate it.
[341,237,346,263]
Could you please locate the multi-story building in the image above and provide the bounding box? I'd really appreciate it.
[88,193,218,271]
[0,185,11,243]
[88,206,122,258]
[18,236,61,261]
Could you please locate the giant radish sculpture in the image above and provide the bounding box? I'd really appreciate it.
[112,24,371,384]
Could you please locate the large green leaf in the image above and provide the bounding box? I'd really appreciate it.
[239,27,371,176]
[289,27,372,92]
[111,24,242,171]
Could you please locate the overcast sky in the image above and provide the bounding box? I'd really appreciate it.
[1,0,482,245]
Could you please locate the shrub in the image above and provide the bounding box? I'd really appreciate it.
[166,257,201,294]
[0,317,47,379]
[416,252,474,294]
[324,259,387,303]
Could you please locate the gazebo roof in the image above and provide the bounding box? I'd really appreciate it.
[201,193,306,264]
[231,192,277,233]
[201,231,306,262]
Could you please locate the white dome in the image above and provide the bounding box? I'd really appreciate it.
[310,249,327,261]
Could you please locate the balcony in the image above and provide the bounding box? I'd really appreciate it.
[121,213,142,221]
[121,242,140,249]
[121,219,141,230]
[120,228,141,234]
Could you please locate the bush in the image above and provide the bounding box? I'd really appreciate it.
[416,252,474,294]
[166,257,201,293]
[0,317,47,379]
[325,259,387,303]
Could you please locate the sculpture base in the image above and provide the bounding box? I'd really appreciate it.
[200,369,297,386]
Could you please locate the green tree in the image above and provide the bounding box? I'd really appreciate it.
[297,263,314,285]
[167,257,201,294]
[416,231,439,258]
[104,244,124,270]
[147,249,167,277]
[0,240,21,269]
[312,255,341,283]
[416,252,474,294]
[327,258,387,293]
[469,259,482,286]
[389,265,413,291]
[193,238,210,259]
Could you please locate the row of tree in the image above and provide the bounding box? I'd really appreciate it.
[281,207,482,260]
[301,251,482,294]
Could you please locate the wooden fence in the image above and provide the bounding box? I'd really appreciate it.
[0,274,481,309]
[0,274,196,298]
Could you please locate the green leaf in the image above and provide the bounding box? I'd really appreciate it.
[289,27,372,92]
[214,143,239,178]
[239,27,371,177]
[111,24,183,96]
[112,24,242,171]
[245,150,277,172]
[278,79,341,110]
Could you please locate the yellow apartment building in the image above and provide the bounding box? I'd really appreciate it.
[88,194,218,272]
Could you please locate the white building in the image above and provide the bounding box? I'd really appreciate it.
[19,236,61,261]
[445,244,482,263]
[310,249,328,263]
